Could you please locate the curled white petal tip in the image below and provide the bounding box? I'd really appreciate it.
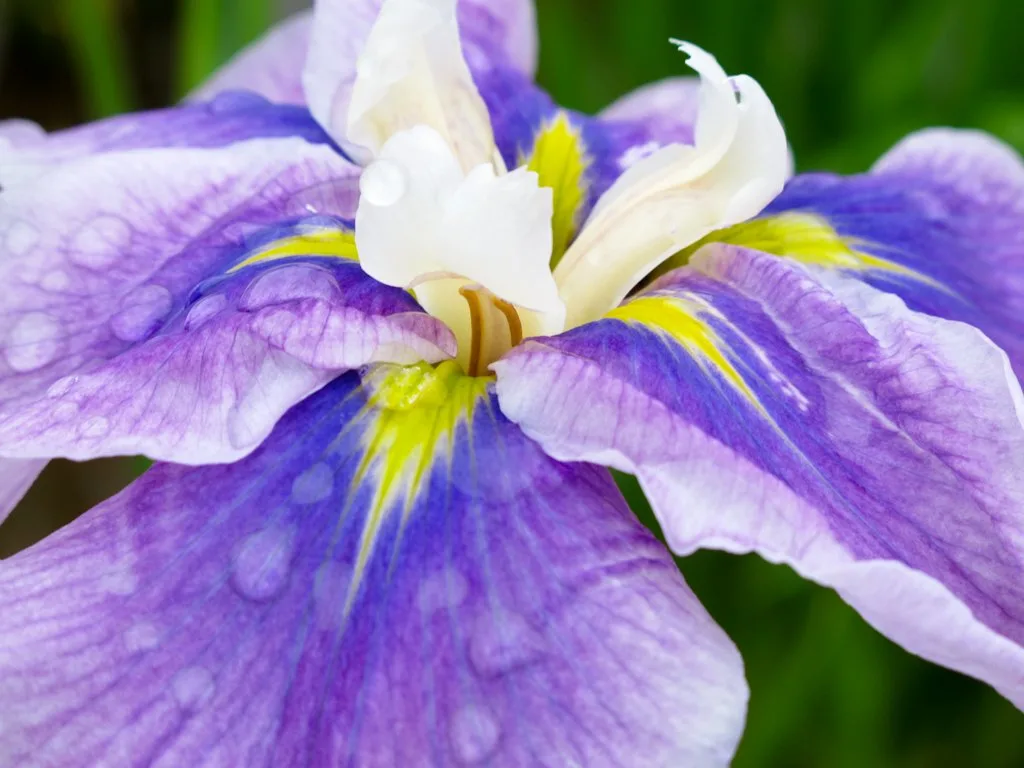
[555,41,789,327]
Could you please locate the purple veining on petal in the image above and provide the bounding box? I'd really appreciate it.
[0,131,452,465]
[0,373,746,766]
[766,128,1024,378]
[109,285,174,343]
[496,244,1024,709]
[2,96,334,175]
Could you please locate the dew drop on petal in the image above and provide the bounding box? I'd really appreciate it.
[360,159,406,207]
[124,621,160,652]
[416,568,469,614]
[47,375,77,397]
[291,462,334,504]
[172,666,215,710]
[5,312,62,372]
[232,525,297,602]
[184,293,228,331]
[207,90,267,114]
[70,215,131,269]
[239,264,341,312]
[469,612,545,677]
[449,705,501,765]
[40,269,70,291]
[99,567,137,595]
[110,285,174,342]
[53,402,79,422]
[78,416,110,439]
[6,221,39,256]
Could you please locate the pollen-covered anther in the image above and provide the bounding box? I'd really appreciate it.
[458,285,523,376]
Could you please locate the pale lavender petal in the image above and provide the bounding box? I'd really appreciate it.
[598,76,701,147]
[191,11,314,105]
[0,459,46,525]
[495,245,1024,708]
[1,97,333,184]
[0,370,745,766]
[0,137,453,465]
[765,128,1024,377]
[303,0,538,150]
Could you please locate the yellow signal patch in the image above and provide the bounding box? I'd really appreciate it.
[344,362,489,610]
[524,112,590,268]
[607,295,758,406]
[665,212,938,287]
[229,227,358,273]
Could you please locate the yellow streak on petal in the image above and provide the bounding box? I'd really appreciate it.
[524,112,590,268]
[670,212,944,289]
[607,295,759,407]
[344,361,489,612]
[228,228,359,273]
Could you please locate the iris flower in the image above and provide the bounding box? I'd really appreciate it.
[1,0,1023,764]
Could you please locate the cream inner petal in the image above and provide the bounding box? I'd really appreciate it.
[554,41,790,328]
[355,126,563,336]
[346,0,500,172]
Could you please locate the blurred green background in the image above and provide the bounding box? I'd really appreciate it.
[0,0,1022,765]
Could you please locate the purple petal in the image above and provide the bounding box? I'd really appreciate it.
[0,369,745,766]
[495,245,1024,708]
[0,459,46,525]
[303,0,538,148]
[191,11,314,105]
[764,128,1024,378]
[0,136,453,464]
[598,76,700,147]
[2,97,333,177]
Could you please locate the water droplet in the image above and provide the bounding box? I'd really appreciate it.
[184,294,228,331]
[207,90,267,114]
[239,264,341,312]
[291,463,334,504]
[53,402,79,421]
[172,666,215,710]
[619,140,663,170]
[416,569,469,614]
[40,269,70,291]
[449,705,500,765]
[7,222,39,256]
[110,285,173,342]
[5,312,62,372]
[124,622,160,652]
[78,416,110,439]
[47,375,78,397]
[99,568,137,595]
[70,215,131,269]
[232,525,297,602]
[469,612,544,677]
[360,159,406,207]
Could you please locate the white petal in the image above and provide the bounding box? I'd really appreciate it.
[555,41,789,327]
[443,165,561,315]
[306,0,498,170]
[356,127,562,317]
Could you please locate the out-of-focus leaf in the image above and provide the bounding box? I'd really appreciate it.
[59,0,134,117]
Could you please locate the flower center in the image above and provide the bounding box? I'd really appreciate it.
[344,0,788,375]
[458,286,523,376]
[355,125,563,375]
